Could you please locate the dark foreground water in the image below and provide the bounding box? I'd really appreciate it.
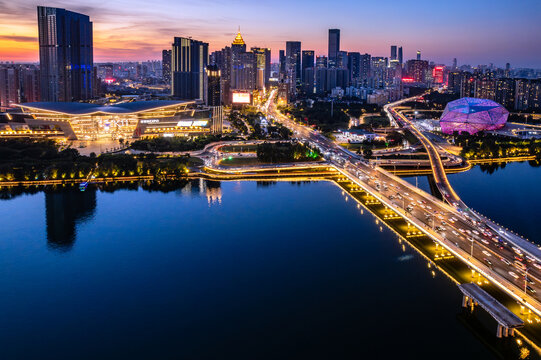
[0,163,539,359]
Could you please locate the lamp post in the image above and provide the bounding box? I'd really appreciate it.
[524,267,530,295]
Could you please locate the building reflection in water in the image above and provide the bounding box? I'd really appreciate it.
[205,180,222,206]
[179,179,222,206]
[45,188,97,251]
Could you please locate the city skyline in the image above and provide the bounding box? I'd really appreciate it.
[1,0,541,67]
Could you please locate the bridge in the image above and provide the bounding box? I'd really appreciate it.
[458,283,524,337]
[387,98,541,267]
[261,89,541,329]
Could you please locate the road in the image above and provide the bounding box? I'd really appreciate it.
[265,90,541,316]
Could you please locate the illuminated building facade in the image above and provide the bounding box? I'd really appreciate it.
[206,65,221,106]
[11,100,222,140]
[38,6,93,102]
[286,41,301,97]
[171,37,209,101]
[162,50,172,84]
[440,97,508,135]
[432,66,445,84]
[251,47,271,89]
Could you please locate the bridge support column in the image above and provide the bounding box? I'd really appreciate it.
[497,324,503,338]
[510,328,515,337]
[468,297,474,310]
[462,295,468,308]
[503,327,509,337]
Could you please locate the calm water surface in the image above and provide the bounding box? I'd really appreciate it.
[0,162,539,359]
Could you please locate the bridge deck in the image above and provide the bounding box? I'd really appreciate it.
[458,283,524,328]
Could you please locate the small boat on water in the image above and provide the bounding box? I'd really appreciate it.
[79,181,88,191]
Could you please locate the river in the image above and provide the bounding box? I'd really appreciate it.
[0,161,539,359]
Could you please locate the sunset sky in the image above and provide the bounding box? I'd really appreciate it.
[1,0,540,67]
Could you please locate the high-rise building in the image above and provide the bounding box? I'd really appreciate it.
[398,47,403,65]
[21,66,41,103]
[432,66,445,84]
[495,78,515,109]
[251,47,271,89]
[37,6,93,102]
[359,54,371,85]
[390,45,397,61]
[285,41,301,95]
[337,51,348,69]
[231,31,256,91]
[303,67,315,95]
[505,63,511,78]
[515,79,541,111]
[206,65,221,106]
[347,52,361,81]
[171,36,209,100]
[452,58,458,70]
[0,67,19,108]
[316,56,328,68]
[211,46,232,105]
[328,29,340,68]
[416,50,421,60]
[279,50,286,77]
[371,57,388,88]
[406,59,429,83]
[301,50,315,82]
[162,50,172,84]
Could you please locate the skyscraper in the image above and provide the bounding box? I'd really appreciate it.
[279,50,286,78]
[337,51,348,69]
[37,6,93,102]
[398,47,403,64]
[347,52,361,81]
[171,37,209,100]
[328,29,340,68]
[231,31,256,91]
[359,54,371,85]
[162,50,172,84]
[416,50,421,60]
[390,45,397,61]
[316,56,328,68]
[210,46,231,105]
[206,64,221,106]
[301,50,315,82]
[0,67,19,108]
[286,41,301,94]
[251,47,271,89]
[406,59,429,83]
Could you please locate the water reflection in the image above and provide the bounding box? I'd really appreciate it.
[45,188,97,251]
[0,179,226,251]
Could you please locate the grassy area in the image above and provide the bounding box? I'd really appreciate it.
[219,145,258,153]
[340,142,398,151]
[362,115,390,128]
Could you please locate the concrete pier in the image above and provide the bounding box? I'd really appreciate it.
[458,283,524,338]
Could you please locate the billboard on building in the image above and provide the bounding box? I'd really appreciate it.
[232,92,251,104]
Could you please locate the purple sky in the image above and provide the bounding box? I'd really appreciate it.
[1,0,540,67]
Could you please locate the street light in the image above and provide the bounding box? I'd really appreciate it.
[525,267,530,295]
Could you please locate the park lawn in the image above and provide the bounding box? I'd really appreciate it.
[219,144,258,153]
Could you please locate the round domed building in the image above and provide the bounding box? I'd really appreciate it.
[439,97,509,135]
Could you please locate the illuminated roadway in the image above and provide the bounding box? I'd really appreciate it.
[264,90,541,318]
